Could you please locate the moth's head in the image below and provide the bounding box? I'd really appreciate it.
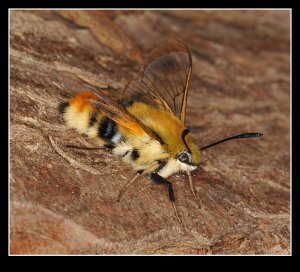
[175,129,200,171]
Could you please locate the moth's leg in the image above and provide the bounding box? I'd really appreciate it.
[150,173,186,231]
[187,172,202,209]
[116,162,160,202]
[116,172,141,202]
[65,145,106,151]
[150,173,175,201]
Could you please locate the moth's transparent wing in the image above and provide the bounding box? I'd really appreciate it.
[87,89,161,142]
[123,37,192,123]
[62,73,160,141]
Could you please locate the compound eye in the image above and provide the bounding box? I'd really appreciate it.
[177,151,192,164]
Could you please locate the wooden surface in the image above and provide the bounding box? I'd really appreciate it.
[10,10,290,255]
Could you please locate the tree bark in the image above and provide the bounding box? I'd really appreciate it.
[10,10,290,255]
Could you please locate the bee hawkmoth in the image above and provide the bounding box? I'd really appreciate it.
[59,37,262,227]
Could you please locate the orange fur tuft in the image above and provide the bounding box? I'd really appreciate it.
[68,91,97,113]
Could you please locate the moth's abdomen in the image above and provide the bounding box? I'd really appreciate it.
[59,92,171,174]
[59,91,121,146]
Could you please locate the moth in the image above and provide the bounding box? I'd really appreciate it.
[59,37,262,227]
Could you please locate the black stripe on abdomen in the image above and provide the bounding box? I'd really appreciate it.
[58,102,69,114]
[131,149,140,161]
[98,117,117,141]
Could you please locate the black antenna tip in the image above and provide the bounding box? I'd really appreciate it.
[240,132,263,138]
[200,132,263,151]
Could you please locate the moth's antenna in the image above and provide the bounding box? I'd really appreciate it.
[181,128,191,153]
[200,132,263,151]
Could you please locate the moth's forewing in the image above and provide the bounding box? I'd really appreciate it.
[123,37,192,124]
[88,90,160,140]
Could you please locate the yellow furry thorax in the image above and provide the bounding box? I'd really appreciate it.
[124,102,201,165]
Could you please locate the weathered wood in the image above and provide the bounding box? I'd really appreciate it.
[10,10,290,255]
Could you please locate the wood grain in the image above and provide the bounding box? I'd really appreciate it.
[10,10,290,255]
